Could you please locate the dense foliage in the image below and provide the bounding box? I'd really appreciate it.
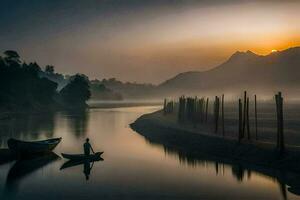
[60,74,91,106]
[90,81,123,100]
[0,51,58,110]
[92,78,156,99]
[0,51,91,111]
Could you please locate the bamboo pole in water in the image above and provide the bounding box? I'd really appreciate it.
[217,96,219,133]
[246,97,250,140]
[242,91,247,138]
[214,96,220,134]
[178,96,186,123]
[201,97,205,123]
[238,98,243,143]
[199,97,203,123]
[214,97,216,133]
[279,93,284,154]
[254,95,258,140]
[275,93,280,148]
[163,98,167,115]
[275,92,285,154]
[205,97,209,123]
[221,94,225,136]
[192,97,197,127]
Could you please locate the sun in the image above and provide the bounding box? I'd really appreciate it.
[271,49,278,53]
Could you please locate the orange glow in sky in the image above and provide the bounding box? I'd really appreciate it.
[1,1,300,83]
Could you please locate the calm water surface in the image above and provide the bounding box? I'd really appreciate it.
[0,106,299,200]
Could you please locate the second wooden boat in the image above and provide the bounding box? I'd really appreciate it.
[7,137,62,155]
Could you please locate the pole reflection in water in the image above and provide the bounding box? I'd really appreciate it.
[139,128,300,200]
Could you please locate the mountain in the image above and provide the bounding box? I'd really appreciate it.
[159,47,300,96]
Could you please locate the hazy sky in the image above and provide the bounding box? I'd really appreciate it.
[1,0,300,84]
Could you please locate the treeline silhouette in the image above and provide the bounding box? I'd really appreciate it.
[90,81,123,100]
[91,78,156,99]
[0,50,90,112]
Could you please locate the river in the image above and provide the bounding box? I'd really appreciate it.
[0,106,299,200]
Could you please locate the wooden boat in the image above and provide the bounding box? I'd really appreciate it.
[60,156,103,170]
[61,152,103,161]
[7,137,62,155]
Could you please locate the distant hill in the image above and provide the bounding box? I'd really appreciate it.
[97,78,157,99]
[90,80,123,100]
[159,47,300,97]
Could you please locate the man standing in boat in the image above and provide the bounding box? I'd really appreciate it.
[84,138,95,156]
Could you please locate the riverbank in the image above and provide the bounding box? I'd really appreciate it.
[0,103,87,121]
[88,100,162,109]
[0,100,162,120]
[130,110,300,173]
[0,106,58,120]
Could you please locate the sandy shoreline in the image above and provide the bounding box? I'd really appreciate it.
[130,110,300,173]
[130,110,300,196]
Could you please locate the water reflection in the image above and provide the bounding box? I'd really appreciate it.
[0,148,15,166]
[0,109,90,148]
[231,164,248,182]
[4,153,60,197]
[140,131,300,199]
[0,112,56,147]
[1,106,299,199]
[63,109,89,138]
[60,157,104,181]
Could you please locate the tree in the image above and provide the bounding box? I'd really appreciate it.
[60,74,91,106]
[45,65,55,74]
[0,51,58,110]
[0,50,92,111]
[33,77,58,104]
[3,50,21,64]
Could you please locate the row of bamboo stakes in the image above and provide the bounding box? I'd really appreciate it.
[163,91,285,153]
[163,99,174,115]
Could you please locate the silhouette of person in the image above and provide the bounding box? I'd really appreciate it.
[83,138,94,156]
[83,160,93,180]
